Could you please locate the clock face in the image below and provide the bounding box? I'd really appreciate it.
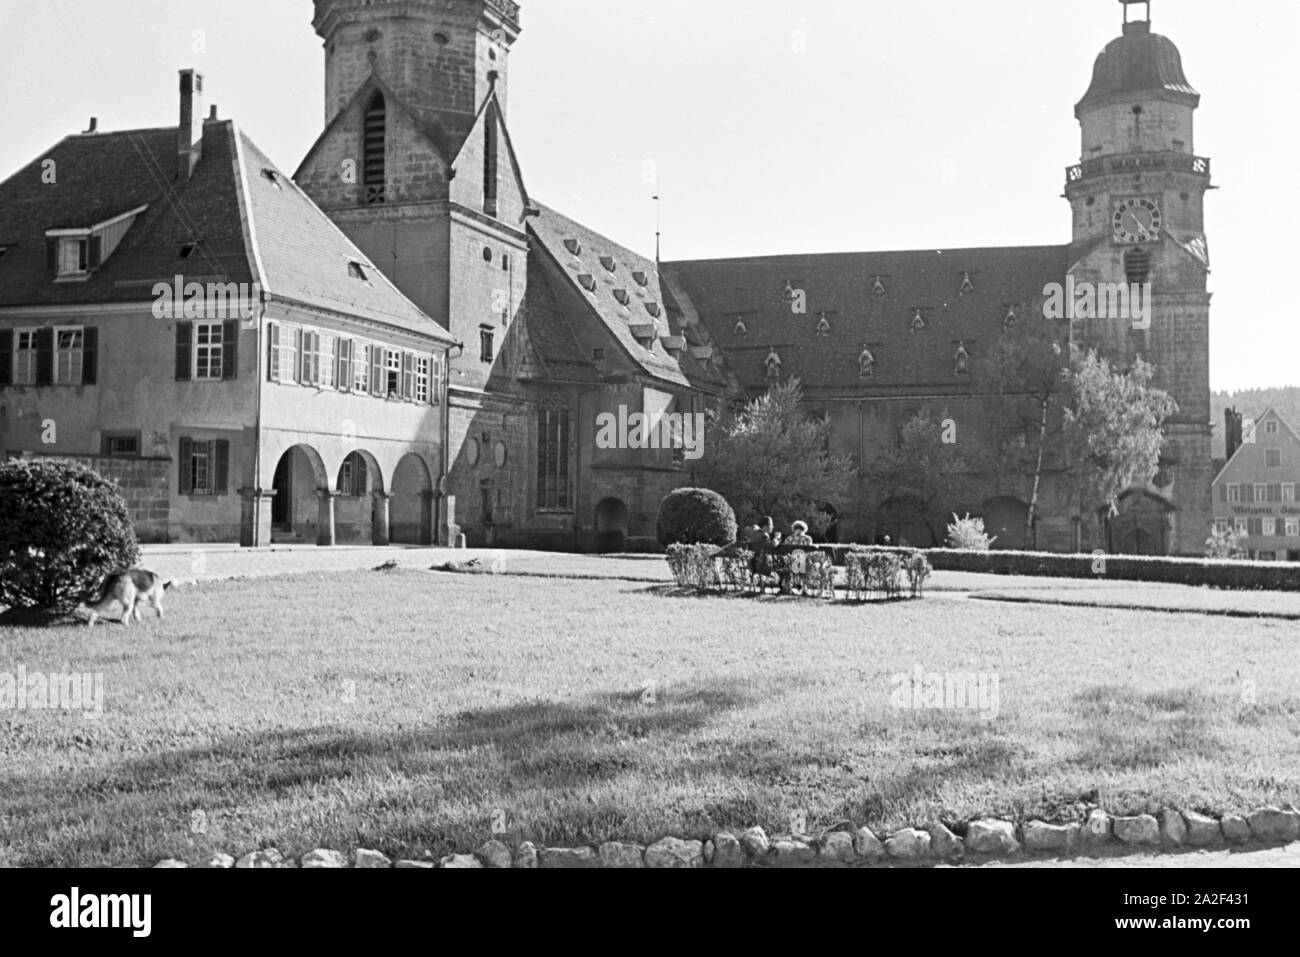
[1112,197,1162,244]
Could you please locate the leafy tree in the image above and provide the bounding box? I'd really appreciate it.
[700,379,855,536]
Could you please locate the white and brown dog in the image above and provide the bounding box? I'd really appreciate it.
[79,569,173,628]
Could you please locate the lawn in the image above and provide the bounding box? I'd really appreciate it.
[1,567,1298,867]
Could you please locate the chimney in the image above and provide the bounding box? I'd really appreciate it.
[1225,407,1243,461]
[178,69,205,181]
[84,117,98,134]
[206,105,219,123]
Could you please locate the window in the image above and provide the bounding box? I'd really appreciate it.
[353,342,371,393]
[300,330,320,385]
[317,335,337,389]
[483,103,499,216]
[101,433,140,458]
[1265,420,1279,435]
[363,93,386,204]
[191,321,222,381]
[58,239,88,275]
[385,348,402,397]
[592,347,605,361]
[178,437,230,497]
[1254,484,1268,503]
[278,324,297,383]
[1123,247,1151,284]
[430,353,444,406]
[1227,484,1240,503]
[1214,519,1230,534]
[1234,518,1248,535]
[348,262,369,281]
[537,407,572,511]
[401,351,415,400]
[1266,449,1282,468]
[13,328,37,385]
[414,355,431,404]
[480,328,495,364]
[1285,484,1297,503]
[54,327,84,384]
[337,452,369,497]
[1262,518,1277,537]
[1288,519,1300,537]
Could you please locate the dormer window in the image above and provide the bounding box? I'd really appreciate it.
[261,168,281,188]
[577,274,597,293]
[645,302,662,318]
[600,255,616,272]
[44,205,147,282]
[632,270,649,287]
[348,261,370,281]
[564,239,582,256]
[613,289,630,306]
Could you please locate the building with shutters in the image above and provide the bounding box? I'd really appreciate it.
[0,70,457,546]
[1212,408,1300,561]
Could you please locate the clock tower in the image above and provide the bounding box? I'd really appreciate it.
[1064,0,1213,555]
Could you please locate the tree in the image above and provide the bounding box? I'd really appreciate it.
[1062,348,1178,519]
[862,409,978,545]
[699,379,855,535]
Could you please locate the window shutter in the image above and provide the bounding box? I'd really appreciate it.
[371,346,383,397]
[294,328,305,383]
[0,329,11,386]
[175,322,193,380]
[35,327,54,385]
[221,319,238,380]
[1219,485,1227,502]
[45,239,57,272]
[1243,484,1253,503]
[81,327,98,385]
[266,321,279,381]
[402,352,414,400]
[87,235,103,270]
[338,339,351,391]
[178,437,193,494]
[215,440,230,495]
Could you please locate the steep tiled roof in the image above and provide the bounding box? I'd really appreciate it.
[665,244,1069,394]
[0,119,453,343]
[528,203,696,389]
[518,250,600,384]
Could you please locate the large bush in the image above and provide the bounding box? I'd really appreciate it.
[0,459,140,613]
[947,513,996,551]
[656,488,737,547]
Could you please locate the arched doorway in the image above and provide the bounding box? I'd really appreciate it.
[875,493,936,548]
[334,451,386,545]
[982,496,1029,550]
[1105,490,1175,556]
[594,497,630,553]
[391,453,433,545]
[270,445,328,544]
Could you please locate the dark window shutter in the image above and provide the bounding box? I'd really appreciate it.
[178,437,193,494]
[87,235,103,270]
[175,322,193,380]
[81,327,98,384]
[0,328,11,386]
[266,321,279,381]
[1243,484,1253,503]
[402,352,414,400]
[45,238,57,272]
[294,328,304,383]
[1219,485,1227,502]
[338,339,351,391]
[371,346,383,396]
[221,319,238,380]
[215,440,230,495]
[35,327,54,385]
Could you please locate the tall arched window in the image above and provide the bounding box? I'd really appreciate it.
[363,92,386,204]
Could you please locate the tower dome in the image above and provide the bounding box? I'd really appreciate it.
[1075,15,1199,118]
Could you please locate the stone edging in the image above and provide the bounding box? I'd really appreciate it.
[151,805,1300,869]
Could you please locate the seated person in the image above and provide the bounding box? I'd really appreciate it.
[786,521,814,547]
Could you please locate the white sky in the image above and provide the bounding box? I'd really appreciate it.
[1,0,1295,392]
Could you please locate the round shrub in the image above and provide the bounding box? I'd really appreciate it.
[0,459,140,613]
[656,488,737,547]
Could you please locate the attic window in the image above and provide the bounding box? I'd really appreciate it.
[564,239,582,256]
[348,261,369,281]
[632,270,648,287]
[613,289,630,306]
[261,168,281,187]
[363,92,387,205]
[577,274,598,293]
[645,302,662,318]
[600,255,616,272]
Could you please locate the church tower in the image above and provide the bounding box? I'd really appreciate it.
[1064,0,1213,555]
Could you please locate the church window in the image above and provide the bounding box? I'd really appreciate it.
[537,407,573,511]
[363,92,387,205]
[483,103,499,217]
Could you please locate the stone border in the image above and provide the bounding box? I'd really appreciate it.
[151,805,1300,868]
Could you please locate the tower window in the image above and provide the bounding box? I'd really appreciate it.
[1123,248,1152,284]
[363,92,387,205]
[483,104,499,217]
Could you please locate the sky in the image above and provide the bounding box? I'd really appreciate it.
[1,0,1295,393]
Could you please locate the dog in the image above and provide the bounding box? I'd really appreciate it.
[80,569,173,628]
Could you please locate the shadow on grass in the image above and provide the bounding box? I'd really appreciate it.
[0,607,88,629]
[2,676,790,865]
[1069,684,1223,770]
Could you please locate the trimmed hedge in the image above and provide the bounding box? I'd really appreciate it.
[656,488,737,548]
[817,545,1300,592]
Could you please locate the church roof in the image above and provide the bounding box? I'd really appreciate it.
[664,244,1070,394]
[0,120,453,342]
[527,202,725,391]
[1076,20,1199,117]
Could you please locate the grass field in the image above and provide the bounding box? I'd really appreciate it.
[1,566,1298,867]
